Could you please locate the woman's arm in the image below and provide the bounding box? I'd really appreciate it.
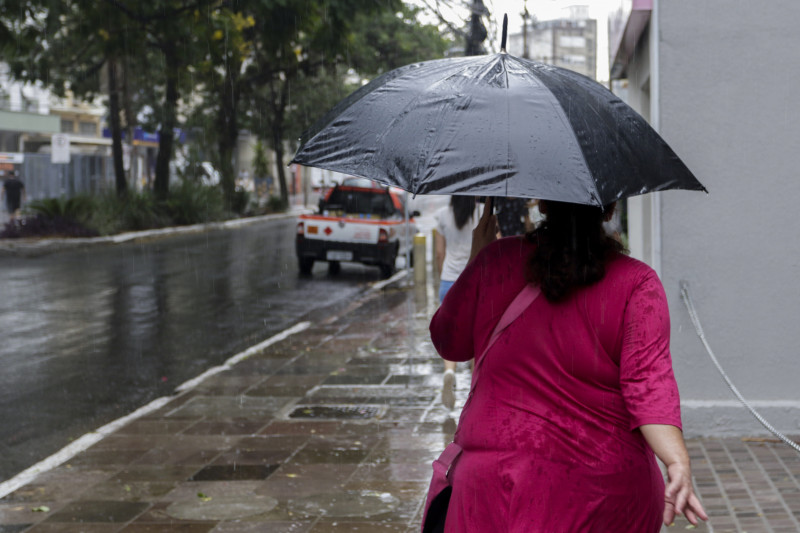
[639,424,708,526]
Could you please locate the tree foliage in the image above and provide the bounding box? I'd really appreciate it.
[0,0,452,206]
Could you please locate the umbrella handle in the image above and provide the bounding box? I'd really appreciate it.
[501,14,508,53]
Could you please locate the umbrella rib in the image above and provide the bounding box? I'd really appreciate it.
[511,56,601,205]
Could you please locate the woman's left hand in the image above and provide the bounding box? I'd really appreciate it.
[469,197,497,262]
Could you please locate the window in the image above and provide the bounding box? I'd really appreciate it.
[563,54,587,65]
[79,121,97,136]
[61,119,74,133]
[558,35,586,48]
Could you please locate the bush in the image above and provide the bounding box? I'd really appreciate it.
[27,196,96,224]
[85,190,169,235]
[230,188,251,216]
[266,195,287,213]
[0,214,99,239]
[1,180,258,240]
[163,179,225,225]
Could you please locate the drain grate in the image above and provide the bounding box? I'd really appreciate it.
[287,404,386,420]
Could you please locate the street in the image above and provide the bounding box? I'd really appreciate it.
[0,216,387,482]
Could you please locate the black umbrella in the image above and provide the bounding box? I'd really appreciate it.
[292,17,705,207]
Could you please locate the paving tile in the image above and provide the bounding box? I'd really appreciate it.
[189,465,280,482]
[261,421,342,436]
[41,500,149,523]
[182,420,268,436]
[68,450,150,468]
[210,522,313,532]
[80,480,177,502]
[288,448,370,464]
[309,521,408,532]
[1,467,113,503]
[24,524,120,532]
[211,450,293,466]
[349,463,431,483]
[230,435,309,451]
[158,481,267,503]
[112,465,201,483]
[119,524,215,532]
[257,464,359,499]
[0,526,34,533]
[0,501,53,526]
[116,420,198,436]
[164,396,289,419]
[131,449,221,467]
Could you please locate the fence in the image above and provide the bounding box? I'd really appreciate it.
[20,153,117,201]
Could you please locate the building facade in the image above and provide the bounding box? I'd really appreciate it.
[508,6,597,80]
[611,0,800,435]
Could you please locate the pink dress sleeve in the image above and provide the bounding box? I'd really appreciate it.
[619,269,683,430]
[429,251,481,362]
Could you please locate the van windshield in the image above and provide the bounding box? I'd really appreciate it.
[320,187,398,218]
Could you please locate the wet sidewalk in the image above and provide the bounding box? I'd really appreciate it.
[0,280,799,533]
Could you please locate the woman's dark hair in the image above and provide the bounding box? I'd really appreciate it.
[451,196,475,229]
[526,201,623,302]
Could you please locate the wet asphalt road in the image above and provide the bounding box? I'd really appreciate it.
[0,217,386,482]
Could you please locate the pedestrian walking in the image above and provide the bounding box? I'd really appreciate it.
[2,170,26,222]
[425,198,707,532]
[434,196,482,409]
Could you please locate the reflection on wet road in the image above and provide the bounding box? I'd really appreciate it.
[0,218,382,481]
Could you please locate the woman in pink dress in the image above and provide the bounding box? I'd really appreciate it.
[429,199,707,532]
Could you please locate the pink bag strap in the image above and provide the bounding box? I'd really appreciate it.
[452,283,541,444]
[477,283,542,367]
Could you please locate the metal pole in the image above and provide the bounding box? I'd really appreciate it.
[403,191,411,276]
[413,233,426,285]
[522,1,530,59]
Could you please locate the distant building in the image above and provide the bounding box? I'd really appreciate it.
[0,62,58,154]
[610,0,800,436]
[507,6,597,80]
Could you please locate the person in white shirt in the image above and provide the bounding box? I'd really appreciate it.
[434,196,482,408]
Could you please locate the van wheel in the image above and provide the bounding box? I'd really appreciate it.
[379,262,395,279]
[299,257,314,275]
[328,261,341,275]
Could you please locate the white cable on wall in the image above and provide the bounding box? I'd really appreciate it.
[680,281,800,454]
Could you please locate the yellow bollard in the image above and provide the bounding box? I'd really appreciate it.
[413,232,427,285]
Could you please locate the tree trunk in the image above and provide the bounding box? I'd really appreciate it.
[122,55,138,190]
[465,0,488,56]
[217,59,241,209]
[271,126,288,208]
[154,46,179,198]
[107,57,127,196]
[268,77,290,207]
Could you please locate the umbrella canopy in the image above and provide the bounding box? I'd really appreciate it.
[292,44,705,206]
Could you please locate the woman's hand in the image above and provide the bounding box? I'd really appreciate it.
[639,424,708,526]
[469,197,497,262]
[663,461,708,526]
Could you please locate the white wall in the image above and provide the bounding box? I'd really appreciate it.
[621,24,653,267]
[656,0,800,435]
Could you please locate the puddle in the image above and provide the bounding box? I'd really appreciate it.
[286,405,387,420]
[286,490,399,518]
[309,385,431,399]
[166,495,279,520]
